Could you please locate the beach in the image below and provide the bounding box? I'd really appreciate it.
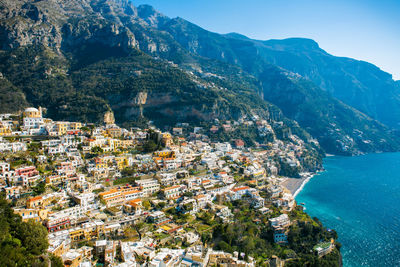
[282,174,314,198]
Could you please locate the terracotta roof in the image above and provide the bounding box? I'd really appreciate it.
[164,185,181,191]
[27,196,42,202]
[99,188,118,196]
[127,199,142,206]
[232,186,250,192]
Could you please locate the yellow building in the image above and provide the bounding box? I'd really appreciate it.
[26,194,57,209]
[154,150,175,159]
[49,241,69,258]
[0,124,11,136]
[123,198,142,214]
[99,186,143,207]
[26,196,44,208]
[109,139,123,150]
[94,158,107,169]
[92,168,109,179]
[69,222,105,242]
[23,107,42,118]
[46,175,66,185]
[69,122,82,131]
[115,156,129,170]
[63,251,83,267]
[161,133,173,147]
[69,228,86,242]
[56,122,68,136]
[14,208,48,222]
[106,127,122,138]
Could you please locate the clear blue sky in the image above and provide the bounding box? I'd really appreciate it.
[132,0,400,80]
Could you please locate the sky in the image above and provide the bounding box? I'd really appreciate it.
[132,0,400,80]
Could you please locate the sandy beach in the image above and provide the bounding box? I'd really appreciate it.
[281,174,315,198]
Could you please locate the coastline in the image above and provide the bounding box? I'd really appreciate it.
[293,174,314,198]
[281,173,316,198]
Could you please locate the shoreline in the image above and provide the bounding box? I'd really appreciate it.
[293,174,314,198]
[281,173,317,198]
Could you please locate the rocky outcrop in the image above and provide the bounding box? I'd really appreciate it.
[133,92,147,105]
[0,0,138,51]
[104,110,115,125]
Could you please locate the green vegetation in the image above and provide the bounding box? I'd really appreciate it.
[91,146,104,154]
[152,13,400,155]
[0,193,61,266]
[0,76,28,113]
[32,181,46,196]
[204,201,340,265]
[143,140,159,153]
[207,124,273,147]
[113,176,139,185]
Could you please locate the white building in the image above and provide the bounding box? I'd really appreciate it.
[214,142,232,153]
[269,214,290,229]
[136,179,160,196]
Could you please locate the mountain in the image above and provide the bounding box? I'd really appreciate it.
[135,7,400,155]
[259,66,399,154]
[145,10,400,129]
[0,0,253,123]
[0,0,399,155]
[0,0,316,149]
[248,37,400,129]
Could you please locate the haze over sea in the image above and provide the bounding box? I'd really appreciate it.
[296,153,400,266]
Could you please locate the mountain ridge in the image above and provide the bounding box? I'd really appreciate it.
[137,5,400,127]
[1,0,399,155]
[135,9,400,154]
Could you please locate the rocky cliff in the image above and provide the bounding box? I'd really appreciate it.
[1,0,400,155]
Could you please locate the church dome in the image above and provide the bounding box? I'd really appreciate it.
[24,107,39,113]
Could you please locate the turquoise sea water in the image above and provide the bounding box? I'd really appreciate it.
[296,153,400,266]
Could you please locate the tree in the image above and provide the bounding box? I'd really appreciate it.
[80,126,90,133]
[124,226,137,239]
[134,222,145,240]
[0,194,50,266]
[28,142,42,153]
[121,167,137,177]
[142,200,151,210]
[91,146,104,154]
[156,202,166,210]
[50,254,64,267]
[16,220,49,255]
[32,181,46,196]
[201,232,212,245]
[217,241,233,253]
[143,140,158,153]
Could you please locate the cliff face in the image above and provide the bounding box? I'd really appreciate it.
[1,0,400,155]
[257,38,400,129]
[0,0,283,129]
[0,0,138,51]
[134,7,400,155]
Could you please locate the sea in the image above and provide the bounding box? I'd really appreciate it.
[296,153,400,266]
